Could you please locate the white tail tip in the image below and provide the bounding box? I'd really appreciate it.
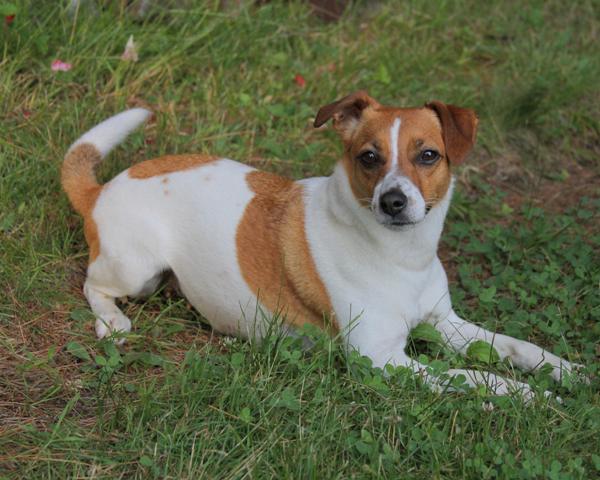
[69,108,152,158]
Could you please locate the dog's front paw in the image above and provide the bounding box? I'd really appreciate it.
[95,313,131,344]
[443,369,556,404]
[549,361,590,385]
[494,379,561,405]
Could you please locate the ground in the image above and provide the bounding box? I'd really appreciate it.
[0,1,599,478]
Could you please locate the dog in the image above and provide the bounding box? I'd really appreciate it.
[62,91,581,400]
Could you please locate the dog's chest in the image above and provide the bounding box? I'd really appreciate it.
[301,178,435,330]
[322,249,431,329]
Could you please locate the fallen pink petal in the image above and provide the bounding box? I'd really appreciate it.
[121,35,139,62]
[294,73,306,88]
[51,60,72,72]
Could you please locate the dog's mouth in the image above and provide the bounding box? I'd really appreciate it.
[370,203,429,231]
[381,218,418,231]
[369,205,424,230]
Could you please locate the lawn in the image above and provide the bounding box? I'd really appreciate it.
[1,1,599,478]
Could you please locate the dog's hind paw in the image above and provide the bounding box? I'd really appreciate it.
[95,313,131,344]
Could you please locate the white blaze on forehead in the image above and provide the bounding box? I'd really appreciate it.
[372,116,427,225]
[389,117,402,169]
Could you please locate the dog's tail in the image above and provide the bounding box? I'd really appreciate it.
[62,108,151,215]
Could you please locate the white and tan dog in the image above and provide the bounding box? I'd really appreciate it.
[62,91,579,399]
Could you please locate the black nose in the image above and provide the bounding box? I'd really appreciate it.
[380,190,408,216]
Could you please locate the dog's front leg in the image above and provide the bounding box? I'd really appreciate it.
[347,324,547,401]
[429,310,580,382]
[420,259,582,383]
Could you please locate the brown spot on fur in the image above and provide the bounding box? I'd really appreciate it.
[161,177,169,184]
[61,143,103,263]
[128,154,217,179]
[236,171,336,333]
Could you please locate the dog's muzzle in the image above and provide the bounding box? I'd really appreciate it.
[372,175,427,229]
[377,188,416,227]
[380,189,408,217]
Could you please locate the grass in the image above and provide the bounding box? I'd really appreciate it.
[1,0,599,478]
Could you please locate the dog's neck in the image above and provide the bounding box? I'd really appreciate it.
[321,164,452,270]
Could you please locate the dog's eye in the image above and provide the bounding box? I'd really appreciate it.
[357,151,381,169]
[418,149,440,165]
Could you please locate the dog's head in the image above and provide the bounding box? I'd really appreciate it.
[314,91,478,229]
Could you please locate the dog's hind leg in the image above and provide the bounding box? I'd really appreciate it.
[84,281,132,342]
[84,253,165,342]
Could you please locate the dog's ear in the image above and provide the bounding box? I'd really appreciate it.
[426,101,478,165]
[314,91,378,138]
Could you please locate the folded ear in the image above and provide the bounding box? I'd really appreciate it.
[426,101,478,165]
[314,91,379,138]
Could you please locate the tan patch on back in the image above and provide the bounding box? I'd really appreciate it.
[236,171,336,333]
[128,154,218,179]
